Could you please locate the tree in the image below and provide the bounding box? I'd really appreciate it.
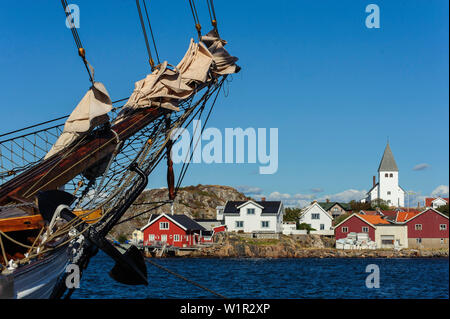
[284,207,302,222]
[333,213,351,226]
[349,200,372,211]
[370,199,390,210]
[437,204,449,216]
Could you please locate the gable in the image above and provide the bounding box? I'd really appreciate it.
[301,203,333,220]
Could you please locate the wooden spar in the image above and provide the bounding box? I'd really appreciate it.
[0,107,166,205]
[0,214,44,233]
[165,114,175,201]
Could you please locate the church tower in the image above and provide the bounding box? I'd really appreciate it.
[377,143,405,207]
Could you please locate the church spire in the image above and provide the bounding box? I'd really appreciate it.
[378,142,399,172]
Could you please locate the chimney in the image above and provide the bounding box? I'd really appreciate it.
[326,198,330,203]
[373,176,376,187]
[261,197,266,202]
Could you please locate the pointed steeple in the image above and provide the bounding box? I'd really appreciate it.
[378,143,398,172]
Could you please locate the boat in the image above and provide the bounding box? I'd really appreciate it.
[0,0,239,299]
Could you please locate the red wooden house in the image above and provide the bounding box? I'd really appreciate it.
[399,208,449,248]
[334,214,390,241]
[140,213,209,248]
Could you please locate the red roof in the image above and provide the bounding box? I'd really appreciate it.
[357,214,391,225]
[396,211,421,223]
[425,197,449,207]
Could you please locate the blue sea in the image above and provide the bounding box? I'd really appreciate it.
[71,251,449,299]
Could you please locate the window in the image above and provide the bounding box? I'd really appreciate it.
[261,221,269,228]
[415,224,422,231]
[440,224,447,230]
[312,213,320,220]
[333,207,339,211]
[390,173,393,177]
[247,208,255,215]
[174,234,180,242]
[149,234,155,241]
[320,224,325,230]
[342,227,348,233]
[362,227,369,233]
[387,191,391,195]
[385,173,388,177]
[160,222,169,230]
[441,238,445,244]
[235,221,244,228]
[416,238,422,244]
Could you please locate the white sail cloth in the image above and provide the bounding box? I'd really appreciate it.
[45,82,112,159]
[120,32,239,114]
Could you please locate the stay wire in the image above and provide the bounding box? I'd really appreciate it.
[135,0,155,70]
[142,0,160,65]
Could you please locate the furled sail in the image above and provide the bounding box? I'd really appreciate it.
[45,82,112,159]
[117,31,239,119]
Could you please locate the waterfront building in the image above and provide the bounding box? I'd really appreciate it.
[425,197,449,209]
[334,213,408,249]
[398,208,449,249]
[218,199,284,235]
[362,143,406,207]
[140,213,210,248]
[298,201,334,235]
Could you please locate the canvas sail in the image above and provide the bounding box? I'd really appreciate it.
[45,82,112,159]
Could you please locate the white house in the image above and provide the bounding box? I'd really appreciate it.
[218,200,284,233]
[363,143,405,207]
[425,197,449,209]
[298,201,333,235]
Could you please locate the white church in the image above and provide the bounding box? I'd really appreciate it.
[362,143,405,207]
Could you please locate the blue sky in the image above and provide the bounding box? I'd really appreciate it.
[0,1,448,207]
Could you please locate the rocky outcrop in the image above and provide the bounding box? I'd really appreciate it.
[110,184,247,238]
[187,233,449,258]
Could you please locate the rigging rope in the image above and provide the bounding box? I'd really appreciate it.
[146,257,227,299]
[135,0,155,70]
[206,0,218,33]
[188,0,202,39]
[61,0,94,83]
[142,0,160,65]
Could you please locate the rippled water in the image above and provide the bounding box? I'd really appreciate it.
[71,251,449,299]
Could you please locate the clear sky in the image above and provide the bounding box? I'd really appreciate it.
[0,1,448,207]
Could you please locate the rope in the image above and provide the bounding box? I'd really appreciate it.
[206,0,218,33]
[61,0,94,83]
[142,0,160,65]
[188,0,202,39]
[135,0,155,70]
[146,258,227,299]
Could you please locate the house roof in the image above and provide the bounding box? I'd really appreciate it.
[223,200,282,215]
[319,202,351,212]
[401,208,449,224]
[396,211,421,223]
[425,197,449,207]
[301,202,333,220]
[359,210,380,216]
[140,213,206,232]
[358,214,391,225]
[378,143,399,172]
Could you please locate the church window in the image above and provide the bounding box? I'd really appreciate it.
[387,191,391,195]
[385,173,388,177]
[390,173,393,177]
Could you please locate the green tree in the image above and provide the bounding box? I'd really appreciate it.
[437,204,449,216]
[333,213,351,226]
[117,233,128,244]
[349,200,372,211]
[284,207,302,222]
[370,199,390,210]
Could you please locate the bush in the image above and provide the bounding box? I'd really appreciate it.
[298,223,316,234]
[117,233,128,244]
